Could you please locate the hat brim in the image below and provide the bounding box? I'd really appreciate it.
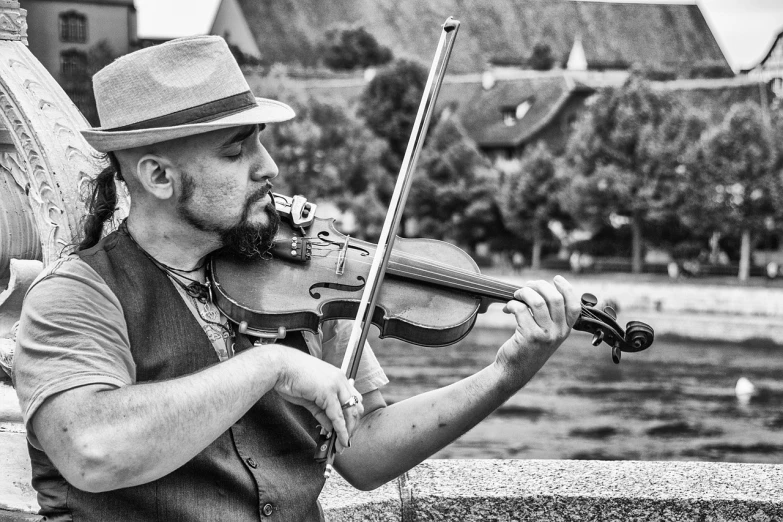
[81,97,295,152]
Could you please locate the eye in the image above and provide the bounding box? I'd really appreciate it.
[226,144,243,160]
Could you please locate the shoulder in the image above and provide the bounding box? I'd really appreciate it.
[26,255,120,309]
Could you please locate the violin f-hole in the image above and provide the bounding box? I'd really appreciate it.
[309,277,366,299]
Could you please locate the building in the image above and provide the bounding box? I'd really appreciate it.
[204,0,734,159]
[209,0,731,77]
[438,73,595,160]
[21,0,137,121]
[747,28,783,104]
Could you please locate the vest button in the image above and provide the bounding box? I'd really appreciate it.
[262,503,274,516]
[246,457,258,469]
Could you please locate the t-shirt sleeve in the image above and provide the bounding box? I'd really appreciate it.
[304,320,388,395]
[13,256,135,449]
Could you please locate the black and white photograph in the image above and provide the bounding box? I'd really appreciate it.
[1,0,783,520]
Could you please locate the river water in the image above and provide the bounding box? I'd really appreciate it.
[370,328,783,463]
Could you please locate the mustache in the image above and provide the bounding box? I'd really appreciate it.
[241,181,273,218]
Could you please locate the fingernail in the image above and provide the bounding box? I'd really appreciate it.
[554,275,564,284]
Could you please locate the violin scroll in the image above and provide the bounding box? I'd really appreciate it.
[573,293,654,364]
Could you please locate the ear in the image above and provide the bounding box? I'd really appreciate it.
[136,155,175,200]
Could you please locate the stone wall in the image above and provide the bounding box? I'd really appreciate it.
[320,459,783,521]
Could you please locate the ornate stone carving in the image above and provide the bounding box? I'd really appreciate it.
[0,150,40,278]
[0,1,27,44]
[0,40,127,269]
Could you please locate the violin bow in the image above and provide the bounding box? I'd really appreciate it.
[315,17,461,477]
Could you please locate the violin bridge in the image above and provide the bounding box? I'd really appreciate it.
[336,236,350,275]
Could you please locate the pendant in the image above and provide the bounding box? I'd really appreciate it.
[186,282,210,303]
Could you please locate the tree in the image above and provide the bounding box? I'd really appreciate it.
[528,43,555,71]
[321,26,393,71]
[685,102,781,281]
[562,74,704,273]
[407,118,503,250]
[498,142,564,269]
[358,59,429,164]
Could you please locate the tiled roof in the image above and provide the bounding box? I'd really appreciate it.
[755,28,783,67]
[22,0,135,5]
[438,74,593,147]
[234,0,730,75]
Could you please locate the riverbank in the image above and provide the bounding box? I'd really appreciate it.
[476,270,783,346]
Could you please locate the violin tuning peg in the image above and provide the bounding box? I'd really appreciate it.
[612,345,621,365]
[581,293,598,307]
[591,330,604,347]
[603,306,617,320]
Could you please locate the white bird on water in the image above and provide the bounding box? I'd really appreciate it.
[735,377,756,406]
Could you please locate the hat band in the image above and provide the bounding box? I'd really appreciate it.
[105,91,257,132]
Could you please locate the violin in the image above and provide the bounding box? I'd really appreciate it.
[210,194,654,365]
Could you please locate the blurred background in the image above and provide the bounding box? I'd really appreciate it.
[16,0,783,463]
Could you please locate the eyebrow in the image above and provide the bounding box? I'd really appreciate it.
[221,124,260,147]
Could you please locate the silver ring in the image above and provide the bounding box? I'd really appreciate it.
[341,395,360,410]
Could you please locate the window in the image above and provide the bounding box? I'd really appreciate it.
[59,11,87,43]
[501,98,534,127]
[60,49,87,78]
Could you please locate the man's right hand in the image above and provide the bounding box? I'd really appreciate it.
[268,345,364,452]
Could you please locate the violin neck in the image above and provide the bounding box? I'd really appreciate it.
[386,252,518,305]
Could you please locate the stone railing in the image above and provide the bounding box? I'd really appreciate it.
[3,434,783,522]
[320,459,783,521]
[1,3,782,522]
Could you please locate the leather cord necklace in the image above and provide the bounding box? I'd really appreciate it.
[124,222,234,339]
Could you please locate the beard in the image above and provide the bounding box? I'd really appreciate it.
[177,173,280,260]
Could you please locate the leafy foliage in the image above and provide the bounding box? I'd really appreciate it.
[407,118,503,249]
[227,42,264,67]
[681,102,782,279]
[358,59,429,163]
[321,26,393,71]
[562,74,708,271]
[528,43,555,71]
[498,142,564,268]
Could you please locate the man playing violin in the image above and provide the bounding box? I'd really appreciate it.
[13,36,581,521]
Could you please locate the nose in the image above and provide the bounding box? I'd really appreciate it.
[250,142,279,182]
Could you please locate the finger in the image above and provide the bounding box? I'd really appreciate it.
[525,279,567,331]
[324,396,350,450]
[553,275,581,328]
[312,411,333,436]
[513,285,554,330]
[344,400,364,431]
[503,298,539,335]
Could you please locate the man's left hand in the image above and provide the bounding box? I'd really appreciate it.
[495,275,581,389]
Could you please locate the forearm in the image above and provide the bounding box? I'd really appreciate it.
[336,361,519,490]
[34,345,282,491]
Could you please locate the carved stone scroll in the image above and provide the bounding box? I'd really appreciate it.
[0,38,127,268]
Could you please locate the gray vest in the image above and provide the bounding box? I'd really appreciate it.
[30,225,325,521]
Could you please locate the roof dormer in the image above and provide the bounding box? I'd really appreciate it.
[501,99,534,126]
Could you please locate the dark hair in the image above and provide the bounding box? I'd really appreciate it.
[75,153,125,251]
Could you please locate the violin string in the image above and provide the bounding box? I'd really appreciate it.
[305,242,519,298]
[290,239,619,324]
[305,243,605,306]
[291,245,613,323]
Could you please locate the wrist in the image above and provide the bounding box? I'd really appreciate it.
[492,338,535,392]
[241,342,287,392]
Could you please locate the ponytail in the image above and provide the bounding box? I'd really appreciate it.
[75,153,124,252]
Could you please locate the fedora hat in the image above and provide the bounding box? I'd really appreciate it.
[81,36,294,152]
